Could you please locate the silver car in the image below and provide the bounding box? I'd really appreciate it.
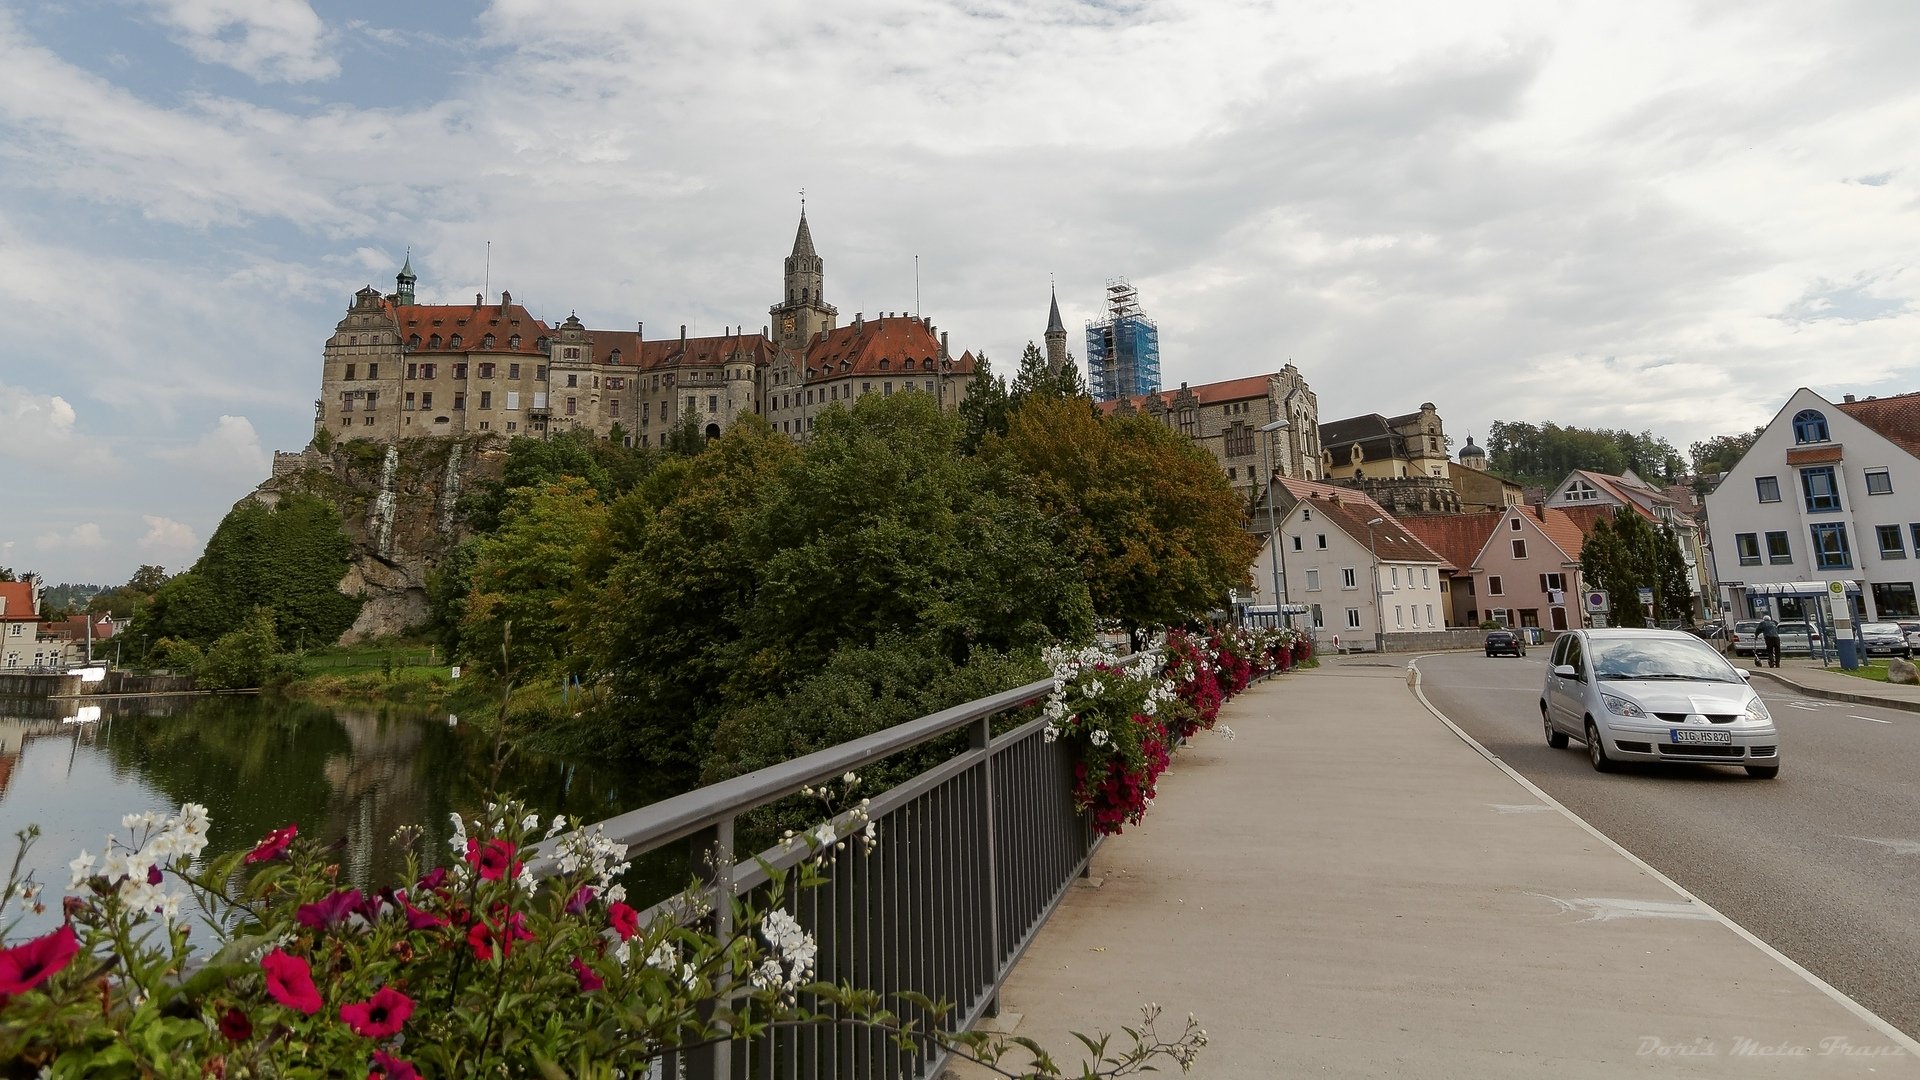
[1540,628,1780,779]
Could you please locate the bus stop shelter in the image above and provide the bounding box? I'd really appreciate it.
[1743,580,1860,666]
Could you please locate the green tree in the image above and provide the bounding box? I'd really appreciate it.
[196,607,291,689]
[957,351,1009,452]
[1690,425,1767,477]
[459,478,608,677]
[665,414,707,457]
[1578,510,1692,627]
[987,396,1257,641]
[1486,421,1685,487]
[0,567,15,582]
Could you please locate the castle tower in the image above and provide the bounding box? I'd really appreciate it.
[395,252,416,305]
[1458,433,1487,472]
[770,210,837,350]
[1044,285,1067,372]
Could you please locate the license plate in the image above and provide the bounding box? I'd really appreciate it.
[1670,728,1733,745]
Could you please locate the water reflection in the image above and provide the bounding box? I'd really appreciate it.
[0,694,674,935]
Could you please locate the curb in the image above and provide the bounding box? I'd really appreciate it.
[1745,667,1920,715]
[1402,657,1920,1059]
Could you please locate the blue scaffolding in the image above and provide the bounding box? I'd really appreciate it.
[1085,278,1162,402]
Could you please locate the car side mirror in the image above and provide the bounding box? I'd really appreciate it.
[1735,668,1752,680]
[1552,664,1577,679]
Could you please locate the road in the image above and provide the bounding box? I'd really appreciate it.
[1414,649,1920,1040]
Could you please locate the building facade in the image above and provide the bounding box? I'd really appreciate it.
[1403,504,1587,631]
[1085,279,1161,403]
[1255,478,1448,646]
[1319,403,1454,482]
[315,214,977,447]
[1449,435,1527,512]
[1546,468,1710,621]
[1101,366,1322,502]
[1705,388,1920,622]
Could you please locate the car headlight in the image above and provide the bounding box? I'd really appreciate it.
[1601,693,1646,718]
[1745,698,1771,722]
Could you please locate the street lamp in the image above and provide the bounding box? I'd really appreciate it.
[1259,418,1291,626]
[1366,516,1387,654]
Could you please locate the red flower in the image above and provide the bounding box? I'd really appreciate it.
[466,838,520,882]
[565,886,594,916]
[245,823,298,864]
[415,866,448,893]
[340,986,414,1039]
[608,902,639,941]
[261,948,322,1015]
[570,955,604,992]
[297,888,365,930]
[467,921,496,961]
[0,924,79,996]
[218,1006,252,1041]
[369,1050,420,1080]
[402,901,448,931]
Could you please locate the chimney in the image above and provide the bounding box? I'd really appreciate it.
[923,316,932,331]
[637,321,643,339]
[1845,393,1857,402]
[501,290,511,308]
[940,331,949,359]
[679,324,687,348]
[762,324,769,338]
[854,312,864,331]
[475,292,483,307]
[1534,501,1546,521]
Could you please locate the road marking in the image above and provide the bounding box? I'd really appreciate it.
[1848,714,1895,725]
[1529,893,1717,923]
[1489,803,1553,814]
[1845,837,1920,856]
[1405,656,1920,1060]
[1784,702,1821,711]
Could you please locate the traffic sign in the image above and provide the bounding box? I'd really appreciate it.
[1637,587,1654,605]
[1585,590,1609,613]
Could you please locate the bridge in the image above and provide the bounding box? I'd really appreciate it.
[559,656,1920,1079]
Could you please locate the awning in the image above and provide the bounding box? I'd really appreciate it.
[1743,580,1859,596]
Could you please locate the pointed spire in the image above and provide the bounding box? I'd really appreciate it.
[1046,284,1065,334]
[399,249,414,278]
[791,211,816,259]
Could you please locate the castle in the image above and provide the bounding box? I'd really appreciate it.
[316,214,980,447]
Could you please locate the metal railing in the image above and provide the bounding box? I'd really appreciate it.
[532,662,1144,1080]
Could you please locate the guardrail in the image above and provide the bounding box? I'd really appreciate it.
[534,659,1153,1080]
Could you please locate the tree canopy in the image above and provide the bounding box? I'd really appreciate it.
[1486,421,1685,488]
[1578,510,1695,627]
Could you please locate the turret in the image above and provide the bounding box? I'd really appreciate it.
[1044,285,1067,372]
[395,251,416,305]
[770,209,838,350]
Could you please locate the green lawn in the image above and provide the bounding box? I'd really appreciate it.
[1833,660,1894,682]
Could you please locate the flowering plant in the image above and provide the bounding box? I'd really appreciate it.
[0,791,1206,1077]
[1160,631,1223,737]
[1041,645,1181,835]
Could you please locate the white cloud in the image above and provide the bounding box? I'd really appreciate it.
[35,523,107,552]
[137,517,199,553]
[155,415,272,478]
[0,380,114,468]
[139,0,339,83]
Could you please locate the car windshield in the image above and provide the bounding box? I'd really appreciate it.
[1861,623,1902,636]
[1590,637,1740,682]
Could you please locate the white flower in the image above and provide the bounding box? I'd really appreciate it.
[176,804,210,835]
[613,941,632,967]
[1090,729,1111,747]
[544,815,569,839]
[842,772,858,787]
[646,941,675,969]
[812,822,837,847]
[1217,725,1236,740]
[1042,724,1059,744]
[67,850,95,889]
[448,812,469,854]
[98,848,131,883]
[1142,698,1158,716]
[521,812,541,833]
[1086,679,1106,697]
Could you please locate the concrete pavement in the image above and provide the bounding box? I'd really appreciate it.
[949,657,1920,1078]
[1745,656,1920,713]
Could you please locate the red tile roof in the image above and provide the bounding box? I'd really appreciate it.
[1564,470,1662,522]
[1273,477,1448,566]
[0,582,36,621]
[391,302,552,355]
[584,328,777,372]
[802,316,974,380]
[1838,391,1920,459]
[1097,373,1277,414]
[1556,503,1621,541]
[1532,506,1588,563]
[1400,513,1504,572]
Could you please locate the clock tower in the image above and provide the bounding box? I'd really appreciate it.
[770,209,837,351]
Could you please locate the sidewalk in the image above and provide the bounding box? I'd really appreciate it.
[950,660,1920,1078]
[1745,656,1920,713]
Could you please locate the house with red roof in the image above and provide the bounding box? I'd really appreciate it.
[316,213,978,451]
[1705,387,1920,623]
[1546,468,1710,621]
[1101,364,1322,504]
[1249,477,1449,649]
[1,581,45,670]
[1403,505,1588,630]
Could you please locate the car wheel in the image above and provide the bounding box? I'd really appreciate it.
[1746,764,1780,779]
[1544,710,1568,749]
[1585,719,1617,773]
[1486,650,1494,657]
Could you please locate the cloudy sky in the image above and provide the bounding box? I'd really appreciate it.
[2,0,1917,586]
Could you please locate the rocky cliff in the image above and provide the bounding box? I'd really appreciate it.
[247,437,506,643]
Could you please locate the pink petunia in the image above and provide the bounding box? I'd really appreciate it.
[570,955,604,992]
[245,823,299,864]
[608,901,639,941]
[369,1049,420,1080]
[261,948,323,1015]
[296,888,366,931]
[0,924,79,996]
[340,986,414,1039]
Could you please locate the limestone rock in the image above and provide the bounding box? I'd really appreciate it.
[1888,657,1918,685]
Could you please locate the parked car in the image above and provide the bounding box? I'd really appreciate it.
[1897,621,1920,651]
[1485,629,1527,657]
[1540,628,1779,779]
[1732,619,1823,657]
[1857,622,1913,658]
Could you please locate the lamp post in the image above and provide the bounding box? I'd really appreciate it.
[1366,516,1387,654]
[1259,418,1291,626]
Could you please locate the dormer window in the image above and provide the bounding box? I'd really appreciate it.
[408,334,420,348]
[878,359,890,371]
[449,335,462,349]
[482,334,494,348]
[1793,409,1830,444]
[509,335,521,348]
[428,335,442,349]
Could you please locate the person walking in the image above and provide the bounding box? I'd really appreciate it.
[1757,613,1782,668]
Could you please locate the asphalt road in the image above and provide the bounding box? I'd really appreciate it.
[1414,649,1920,1040]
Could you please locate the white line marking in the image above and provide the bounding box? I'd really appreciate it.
[1406,656,1920,1059]
[1529,893,1718,923]
[1785,703,1820,711]
[1490,803,1554,814]
[1848,714,1894,725]
[1845,837,1920,856]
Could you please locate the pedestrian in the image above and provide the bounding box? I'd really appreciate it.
[1757,613,1781,668]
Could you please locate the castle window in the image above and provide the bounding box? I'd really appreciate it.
[510,363,521,379]
[567,374,578,388]
[482,334,494,348]
[878,359,890,371]
[450,335,462,349]
[408,334,420,348]
[479,363,494,379]
[610,349,621,364]
[480,392,491,409]
[345,364,356,380]
[564,347,580,360]
[454,393,464,411]
[429,335,442,349]
[421,392,432,409]
[407,363,418,380]
[404,392,415,411]
[537,365,547,380]
[610,400,620,418]
[566,397,576,416]
[367,364,378,379]
[421,364,435,379]
[923,358,934,370]
[509,335,521,348]
[452,363,466,379]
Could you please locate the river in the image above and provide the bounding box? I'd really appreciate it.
[0,693,674,935]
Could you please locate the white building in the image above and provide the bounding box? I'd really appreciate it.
[1250,477,1448,648]
[1544,467,1711,620]
[1704,388,1920,622]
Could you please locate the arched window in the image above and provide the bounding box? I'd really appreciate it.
[1793,409,1830,444]
[609,349,621,364]
[449,334,462,349]
[428,334,442,349]
[408,334,420,348]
